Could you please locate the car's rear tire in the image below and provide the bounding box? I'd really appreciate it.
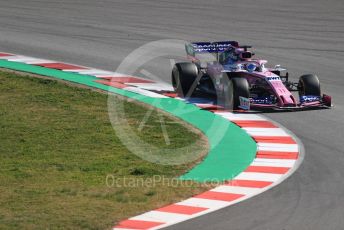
[172,63,198,97]
[229,77,250,110]
[298,74,321,96]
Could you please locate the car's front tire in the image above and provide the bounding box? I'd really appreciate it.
[298,74,321,96]
[229,77,250,110]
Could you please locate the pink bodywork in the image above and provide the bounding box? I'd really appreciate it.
[258,71,296,106]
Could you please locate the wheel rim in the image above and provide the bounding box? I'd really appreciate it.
[299,80,305,96]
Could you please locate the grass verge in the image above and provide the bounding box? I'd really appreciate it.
[0,70,209,229]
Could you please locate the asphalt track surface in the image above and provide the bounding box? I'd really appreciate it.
[0,1,343,230]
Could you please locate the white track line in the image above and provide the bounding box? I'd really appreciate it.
[257,143,299,152]
[126,82,174,91]
[130,211,189,223]
[176,198,231,209]
[210,186,261,195]
[125,87,168,98]
[251,158,296,167]
[243,127,290,136]
[215,112,266,121]
[235,172,283,182]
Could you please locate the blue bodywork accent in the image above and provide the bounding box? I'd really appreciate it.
[250,96,275,105]
[300,95,321,103]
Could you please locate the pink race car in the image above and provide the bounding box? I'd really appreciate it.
[172,41,332,110]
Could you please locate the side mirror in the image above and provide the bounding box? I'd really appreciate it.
[274,65,286,71]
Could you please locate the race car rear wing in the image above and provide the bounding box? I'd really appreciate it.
[185,41,239,63]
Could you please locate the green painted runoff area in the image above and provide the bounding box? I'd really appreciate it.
[0,59,256,182]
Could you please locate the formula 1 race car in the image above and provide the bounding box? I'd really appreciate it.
[172,41,332,110]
